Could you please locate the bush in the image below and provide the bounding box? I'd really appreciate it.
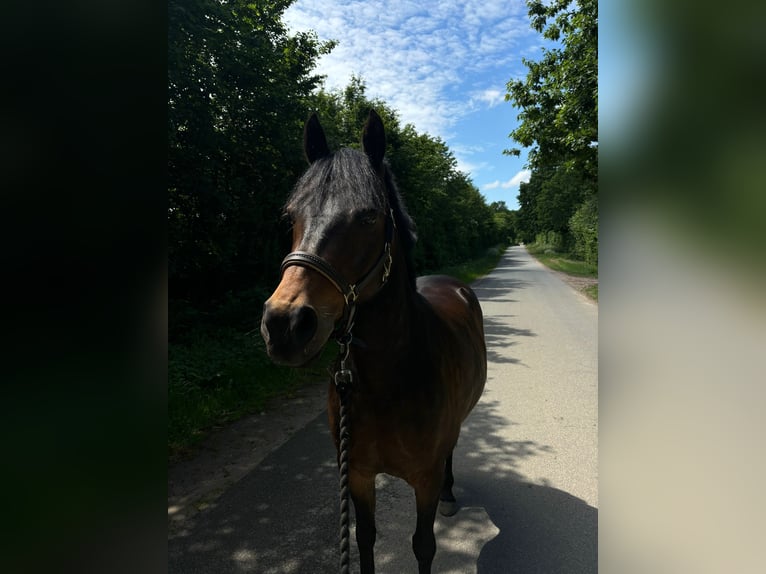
[569,196,598,265]
[534,230,564,252]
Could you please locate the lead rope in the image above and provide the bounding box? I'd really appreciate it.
[331,210,394,573]
[334,336,354,574]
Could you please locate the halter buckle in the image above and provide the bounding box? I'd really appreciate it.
[344,285,358,306]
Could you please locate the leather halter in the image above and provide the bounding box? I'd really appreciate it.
[280,209,395,339]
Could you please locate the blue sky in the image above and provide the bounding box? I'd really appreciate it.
[283,0,546,210]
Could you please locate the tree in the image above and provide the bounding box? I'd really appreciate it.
[505,0,597,251]
[489,201,519,244]
[168,0,332,308]
[569,194,598,265]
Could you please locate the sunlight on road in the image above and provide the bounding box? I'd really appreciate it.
[434,507,500,574]
[367,474,500,574]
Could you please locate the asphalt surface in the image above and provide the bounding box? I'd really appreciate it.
[168,246,598,573]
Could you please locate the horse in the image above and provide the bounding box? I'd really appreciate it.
[260,110,487,573]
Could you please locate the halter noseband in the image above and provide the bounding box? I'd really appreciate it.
[279,209,395,340]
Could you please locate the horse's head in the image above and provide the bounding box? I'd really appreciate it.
[260,110,394,366]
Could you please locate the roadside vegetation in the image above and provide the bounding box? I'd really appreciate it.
[525,231,598,301]
[505,0,598,301]
[168,326,334,461]
[435,245,508,285]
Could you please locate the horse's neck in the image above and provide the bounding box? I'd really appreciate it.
[351,259,420,359]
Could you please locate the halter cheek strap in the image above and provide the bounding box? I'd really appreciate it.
[279,209,395,339]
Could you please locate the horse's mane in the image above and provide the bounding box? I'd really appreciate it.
[380,161,418,287]
[286,147,418,288]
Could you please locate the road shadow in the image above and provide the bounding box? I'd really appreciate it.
[473,278,526,303]
[455,397,598,573]
[169,239,595,572]
[357,396,597,573]
[489,248,530,270]
[472,252,529,302]
[482,314,535,365]
[168,396,596,573]
[472,250,536,366]
[168,414,341,573]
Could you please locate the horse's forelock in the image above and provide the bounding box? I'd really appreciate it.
[287,148,384,216]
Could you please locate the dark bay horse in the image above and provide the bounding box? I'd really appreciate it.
[260,110,487,573]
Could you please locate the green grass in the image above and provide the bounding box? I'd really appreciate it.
[583,284,599,300]
[526,242,599,301]
[168,327,333,461]
[526,247,597,277]
[432,245,507,284]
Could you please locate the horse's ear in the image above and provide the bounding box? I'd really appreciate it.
[304,112,330,164]
[362,109,386,170]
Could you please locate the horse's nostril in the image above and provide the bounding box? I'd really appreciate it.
[261,304,287,344]
[291,305,318,347]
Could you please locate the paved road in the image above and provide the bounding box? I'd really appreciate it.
[168,246,598,573]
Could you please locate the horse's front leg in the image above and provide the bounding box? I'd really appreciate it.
[411,466,444,574]
[350,469,376,574]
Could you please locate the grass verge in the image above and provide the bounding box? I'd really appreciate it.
[526,245,598,277]
[525,243,599,301]
[432,245,507,284]
[168,328,333,461]
[583,284,599,300]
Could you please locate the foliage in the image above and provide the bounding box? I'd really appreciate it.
[437,245,509,285]
[505,0,597,253]
[569,194,598,265]
[516,165,592,245]
[168,326,333,459]
[525,242,598,301]
[489,201,519,244]
[533,230,564,253]
[168,0,333,309]
[527,246,597,278]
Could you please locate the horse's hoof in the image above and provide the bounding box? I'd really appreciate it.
[438,499,458,517]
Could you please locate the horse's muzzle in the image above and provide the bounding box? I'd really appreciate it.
[260,301,320,366]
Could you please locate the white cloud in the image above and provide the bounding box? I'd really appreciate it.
[450,143,491,178]
[283,0,532,138]
[471,88,505,108]
[454,156,489,178]
[481,169,531,190]
[506,169,532,187]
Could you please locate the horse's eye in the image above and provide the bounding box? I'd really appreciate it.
[359,212,378,226]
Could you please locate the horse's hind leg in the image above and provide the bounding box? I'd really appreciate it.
[438,452,458,517]
[350,470,376,574]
